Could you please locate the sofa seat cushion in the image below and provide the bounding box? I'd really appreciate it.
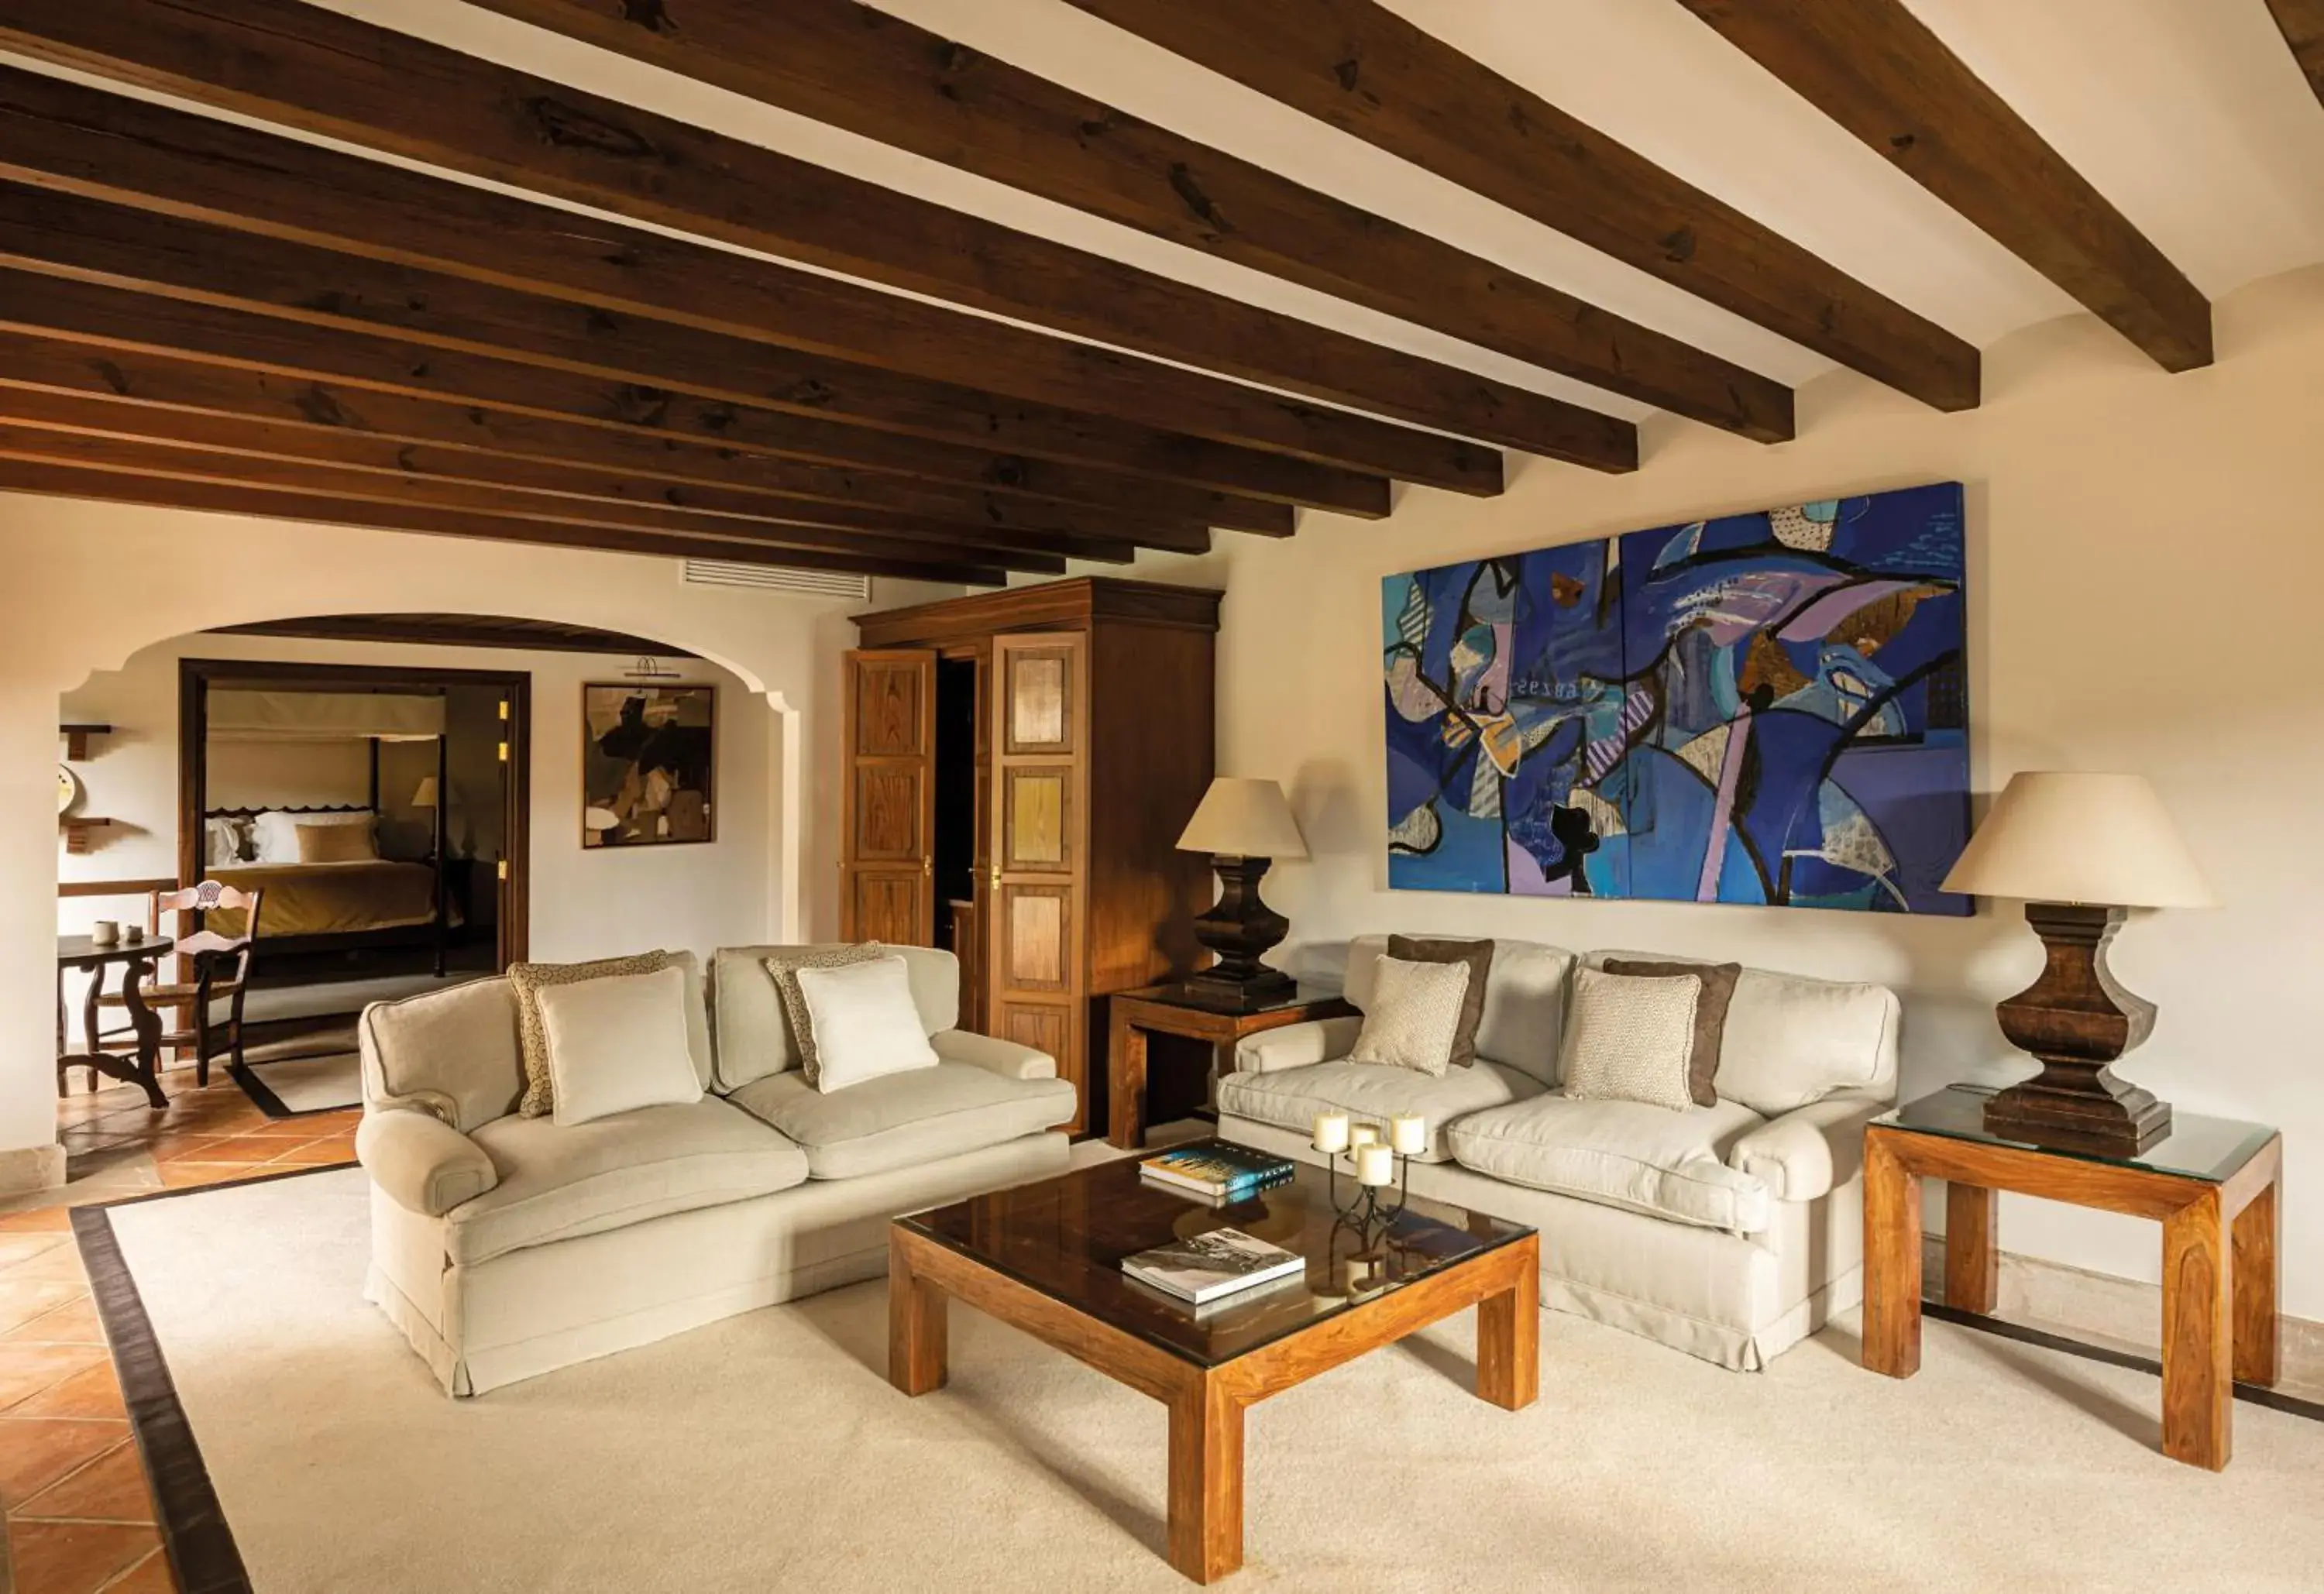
[1215,1060,1544,1162]
[453,1097,807,1266]
[727,1063,1074,1180]
[1446,1094,1772,1234]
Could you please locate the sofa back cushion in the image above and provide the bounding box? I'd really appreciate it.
[710,943,960,1091]
[1583,950,1899,1114]
[359,951,713,1132]
[1345,936,1574,1085]
[361,977,524,1133]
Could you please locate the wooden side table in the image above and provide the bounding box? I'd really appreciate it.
[1863,1084,2283,1471]
[1106,984,1356,1149]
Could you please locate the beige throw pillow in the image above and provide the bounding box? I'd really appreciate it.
[1386,935,1493,1067]
[508,950,673,1117]
[1346,953,1473,1077]
[1559,967,1701,1112]
[794,956,939,1093]
[1603,959,1741,1108]
[537,966,703,1126]
[761,944,886,1086]
[295,820,378,863]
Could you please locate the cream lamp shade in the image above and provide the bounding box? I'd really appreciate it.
[1940,772,2213,908]
[409,775,439,808]
[1177,778,1308,860]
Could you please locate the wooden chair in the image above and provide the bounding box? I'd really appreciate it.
[97,881,265,1087]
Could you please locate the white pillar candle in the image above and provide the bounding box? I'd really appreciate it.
[1312,1111,1350,1154]
[1347,1122,1381,1151]
[1356,1143,1394,1187]
[1389,1115,1427,1156]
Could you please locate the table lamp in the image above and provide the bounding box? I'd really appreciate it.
[1941,771,2213,1155]
[1177,777,1308,1007]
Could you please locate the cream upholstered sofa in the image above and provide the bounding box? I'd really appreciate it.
[1218,936,1899,1371]
[355,945,1074,1396]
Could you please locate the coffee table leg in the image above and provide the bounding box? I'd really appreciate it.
[2162,1190,2233,1470]
[1862,1129,1923,1377]
[1167,1376,1243,1584]
[1944,1182,1999,1314]
[1476,1238,1539,1411]
[2233,1173,2281,1386]
[888,1232,948,1396]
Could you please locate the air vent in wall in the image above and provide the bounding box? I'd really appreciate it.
[680,559,870,599]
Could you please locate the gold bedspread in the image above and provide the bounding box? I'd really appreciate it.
[208,861,456,938]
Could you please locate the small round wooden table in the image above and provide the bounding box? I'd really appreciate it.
[57,933,175,1110]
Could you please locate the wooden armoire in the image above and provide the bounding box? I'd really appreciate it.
[843,578,1221,1135]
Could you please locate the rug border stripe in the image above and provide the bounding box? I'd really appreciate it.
[72,1165,349,1594]
[228,1058,359,1121]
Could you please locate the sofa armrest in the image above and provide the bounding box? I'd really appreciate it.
[930,1029,1056,1081]
[356,1108,499,1218]
[1232,1016,1363,1075]
[1727,1089,1892,1202]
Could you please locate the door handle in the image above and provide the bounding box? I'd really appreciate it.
[922,854,933,876]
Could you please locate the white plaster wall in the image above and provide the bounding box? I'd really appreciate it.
[1119,268,2324,1319]
[0,501,954,1166]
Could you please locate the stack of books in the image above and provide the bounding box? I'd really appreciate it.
[1139,1143,1295,1203]
[1120,1228,1307,1307]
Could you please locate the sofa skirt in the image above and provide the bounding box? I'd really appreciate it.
[370,1131,1070,1396]
[1222,1115,1862,1372]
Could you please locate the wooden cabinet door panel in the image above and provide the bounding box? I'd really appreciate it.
[842,649,936,946]
[990,630,1088,1130]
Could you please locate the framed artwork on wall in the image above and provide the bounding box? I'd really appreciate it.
[583,683,716,847]
[1383,482,1970,915]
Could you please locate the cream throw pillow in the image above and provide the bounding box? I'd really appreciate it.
[792,955,939,1093]
[762,944,886,1085]
[508,950,672,1116]
[1346,953,1473,1077]
[536,966,703,1126]
[1559,967,1701,1112]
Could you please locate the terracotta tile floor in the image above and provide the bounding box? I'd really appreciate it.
[0,1065,359,1593]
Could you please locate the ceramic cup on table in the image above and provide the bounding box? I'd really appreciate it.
[122,925,145,944]
[90,919,119,946]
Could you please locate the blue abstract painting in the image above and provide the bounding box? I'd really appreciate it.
[1383,483,1971,915]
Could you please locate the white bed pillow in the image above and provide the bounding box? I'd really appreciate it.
[793,955,939,1093]
[203,817,247,867]
[536,965,703,1126]
[252,809,373,864]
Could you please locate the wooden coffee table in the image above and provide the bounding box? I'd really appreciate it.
[889,1141,1539,1582]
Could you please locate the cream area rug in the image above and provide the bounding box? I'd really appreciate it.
[88,1170,2324,1593]
[229,1053,362,1117]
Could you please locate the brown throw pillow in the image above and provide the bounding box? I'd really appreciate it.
[1386,935,1493,1068]
[1604,959,1742,1108]
[294,821,376,863]
[508,951,673,1116]
[761,945,885,1086]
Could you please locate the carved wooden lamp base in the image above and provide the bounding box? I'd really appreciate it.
[1983,902,2171,1157]
[1188,854,1295,1008]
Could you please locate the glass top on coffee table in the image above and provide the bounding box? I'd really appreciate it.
[896,1139,1535,1370]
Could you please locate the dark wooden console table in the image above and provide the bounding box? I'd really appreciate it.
[57,933,175,1109]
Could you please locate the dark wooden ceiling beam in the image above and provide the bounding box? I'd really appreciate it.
[0,0,1623,473]
[0,329,1217,551]
[471,0,1789,443]
[2266,1,2324,108]
[0,386,1133,565]
[1672,0,2212,371]
[212,614,700,658]
[1058,0,1978,413]
[0,456,1008,585]
[0,421,1065,574]
[0,271,1297,538]
[0,65,1518,486]
[0,183,1393,514]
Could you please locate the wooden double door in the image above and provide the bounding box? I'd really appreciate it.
[843,634,1088,1111]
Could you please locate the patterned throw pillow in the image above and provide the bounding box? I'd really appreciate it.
[1603,959,1742,1108]
[1386,936,1494,1067]
[761,944,886,1087]
[1559,967,1701,1112]
[508,950,673,1117]
[1346,953,1474,1077]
